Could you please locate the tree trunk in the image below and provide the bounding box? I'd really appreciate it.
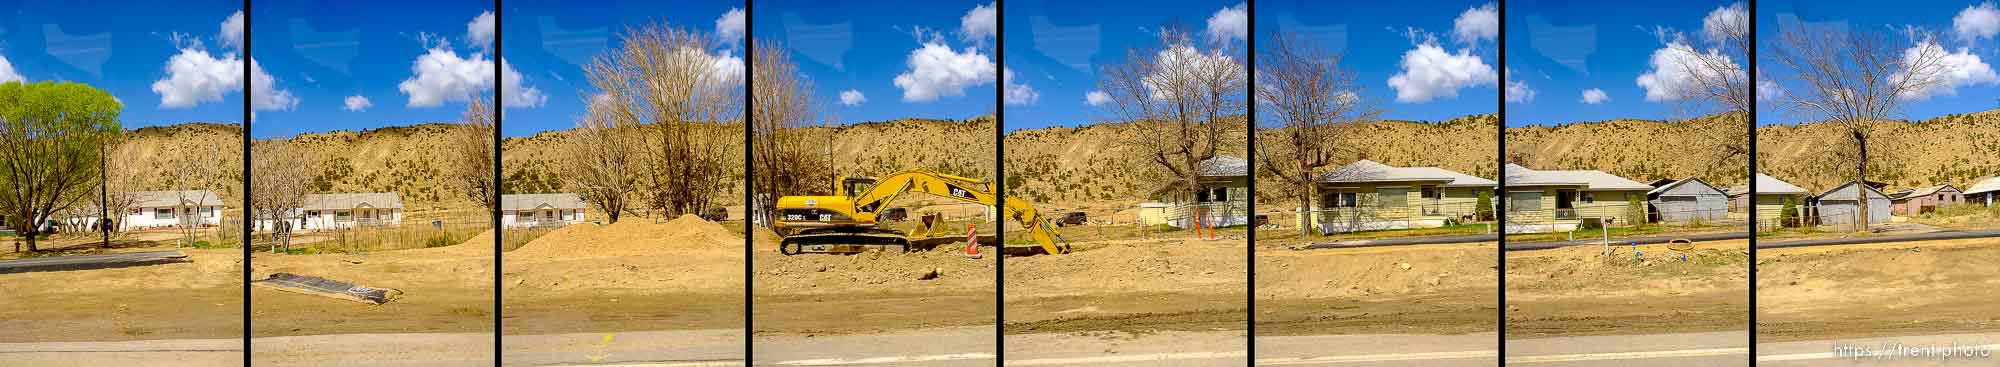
[1855,132,1869,233]
[1299,181,1315,237]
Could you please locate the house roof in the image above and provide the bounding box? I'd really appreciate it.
[1816,181,1891,201]
[1754,174,1810,195]
[1503,164,1652,190]
[1891,184,1957,200]
[502,193,586,210]
[1197,155,1248,177]
[1319,160,1495,187]
[1646,177,1726,196]
[303,193,403,210]
[130,190,222,207]
[1966,177,2000,196]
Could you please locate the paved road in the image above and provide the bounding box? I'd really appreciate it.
[1504,232,1748,251]
[1506,331,1749,366]
[1756,229,2000,249]
[1257,333,1495,366]
[1301,234,1497,249]
[0,250,189,274]
[1757,332,1999,366]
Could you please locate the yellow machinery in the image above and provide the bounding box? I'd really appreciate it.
[773,169,1071,255]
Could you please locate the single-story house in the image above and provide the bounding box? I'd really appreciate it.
[1888,184,1961,215]
[1814,181,1891,226]
[1962,177,2000,207]
[501,193,588,229]
[256,193,404,231]
[1646,177,1728,223]
[1502,164,1653,233]
[1749,174,1811,227]
[1145,155,1250,229]
[1309,160,1494,233]
[122,190,226,229]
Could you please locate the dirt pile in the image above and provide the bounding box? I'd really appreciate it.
[511,215,739,259]
[1506,240,1748,300]
[1257,244,1495,299]
[405,229,494,257]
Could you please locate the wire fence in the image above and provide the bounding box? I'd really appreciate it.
[1756,205,1861,231]
[1304,205,1489,234]
[255,211,490,253]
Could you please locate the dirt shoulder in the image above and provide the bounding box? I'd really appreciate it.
[0,248,243,342]
[1255,233,1498,336]
[1003,237,1248,334]
[1757,238,2000,342]
[1505,239,1749,339]
[752,224,997,336]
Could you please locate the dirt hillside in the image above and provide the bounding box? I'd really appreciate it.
[1758,110,2000,193]
[1507,114,1749,188]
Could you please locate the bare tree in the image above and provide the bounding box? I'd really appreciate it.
[562,98,644,223]
[1098,26,1247,205]
[583,23,743,218]
[449,96,499,213]
[1255,31,1380,236]
[94,139,146,234]
[1766,22,1952,232]
[750,39,830,225]
[250,140,317,251]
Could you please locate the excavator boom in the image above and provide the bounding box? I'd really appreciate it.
[774,169,1071,255]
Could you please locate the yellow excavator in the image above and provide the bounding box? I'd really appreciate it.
[773,169,1071,256]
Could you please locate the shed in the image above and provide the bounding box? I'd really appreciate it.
[1814,181,1890,226]
[1645,177,1728,223]
[1751,174,1811,227]
[1889,184,1962,215]
[1964,177,2000,206]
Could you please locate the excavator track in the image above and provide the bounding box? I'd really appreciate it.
[778,227,913,255]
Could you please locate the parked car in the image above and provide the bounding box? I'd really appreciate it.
[700,207,729,222]
[1053,211,1088,227]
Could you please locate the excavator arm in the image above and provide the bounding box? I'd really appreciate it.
[847,170,1071,255]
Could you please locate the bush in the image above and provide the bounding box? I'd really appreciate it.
[1780,197,1799,228]
[1475,191,1494,221]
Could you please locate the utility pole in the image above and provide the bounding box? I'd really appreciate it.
[100,142,109,248]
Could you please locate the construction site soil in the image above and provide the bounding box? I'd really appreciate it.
[1757,238,2000,342]
[1505,239,1750,339]
[1255,236,1499,336]
[1003,237,1249,335]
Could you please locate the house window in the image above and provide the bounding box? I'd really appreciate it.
[155,208,174,219]
[1335,193,1358,208]
[1508,192,1542,212]
[1378,188,1408,208]
[1581,192,1596,204]
[360,210,375,220]
[335,210,352,222]
[543,210,557,221]
[1211,187,1228,202]
[1422,186,1440,200]
[200,207,214,218]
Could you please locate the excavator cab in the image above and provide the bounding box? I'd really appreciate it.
[839,177,877,199]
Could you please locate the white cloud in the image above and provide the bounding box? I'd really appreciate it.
[1580,88,1609,104]
[703,49,745,91]
[1701,2,1747,47]
[1206,2,1248,45]
[400,44,501,108]
[960,2,996,46]
[1388,42,1497,103]
[1147,44,1243,101]
[1003,67,1038,105]
[249,59,298,111]
[469,11,495,50]
[1635,42,1744,102]
[152,46,242,109]
[344,95,371,112]
[0,54,22,84]
[1504,68,1534,103]
[718,8,746,46]
[1452,2,1499,46]
[1956,1,2000,45]
[1757,75,1781,102]
[221,10,245,51]
[500,59,547,108]
[893,39,996,102]
[840,89,867,106]
[1085,90,1111,106]
[1899,41,2000,100]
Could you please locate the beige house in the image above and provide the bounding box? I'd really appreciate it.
[501,193,588,228]
[1144,155,1250,228]
[1503,164,1652,233]
[1310,160,1494,233]
[1751,174,1811,227]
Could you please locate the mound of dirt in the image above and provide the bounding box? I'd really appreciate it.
[757,245,995,294]
[511,215,741,259]
[404,229,494,257]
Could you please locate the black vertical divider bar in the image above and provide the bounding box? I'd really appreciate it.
[241,1,253,364]
[1494,0,1508,364]
[1243,0,1256,364]
[492,1,505,363]
[743,0,757,363]
[994,0,1008,363]
[1745,0,1758,362]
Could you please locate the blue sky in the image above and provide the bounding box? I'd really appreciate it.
[1003,0,1246,130]
[1255,0,1499,126]
[1505,0,1742,127]
[755,0,996,125]
[250,0,495,138]
[1758,0,2000,125]
[0,1,243,129]
[501,1,742,137]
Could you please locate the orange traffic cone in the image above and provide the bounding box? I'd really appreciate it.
[963,223,982,259]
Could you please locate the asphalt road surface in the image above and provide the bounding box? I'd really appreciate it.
[1757,332,2000,366]
[1506,331,1749,367]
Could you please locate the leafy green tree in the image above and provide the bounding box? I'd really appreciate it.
[1627,194,1646,226]
[1780,197,1799,228]
[1475,190,1493,221]
[0,81,122,251]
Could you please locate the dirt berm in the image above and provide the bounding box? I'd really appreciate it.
[504,215,744,294]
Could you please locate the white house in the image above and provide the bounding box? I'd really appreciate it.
[501,193,588,229]
[257,193,404,231]
[1144,156,1251,229]
[123,190,226,229]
